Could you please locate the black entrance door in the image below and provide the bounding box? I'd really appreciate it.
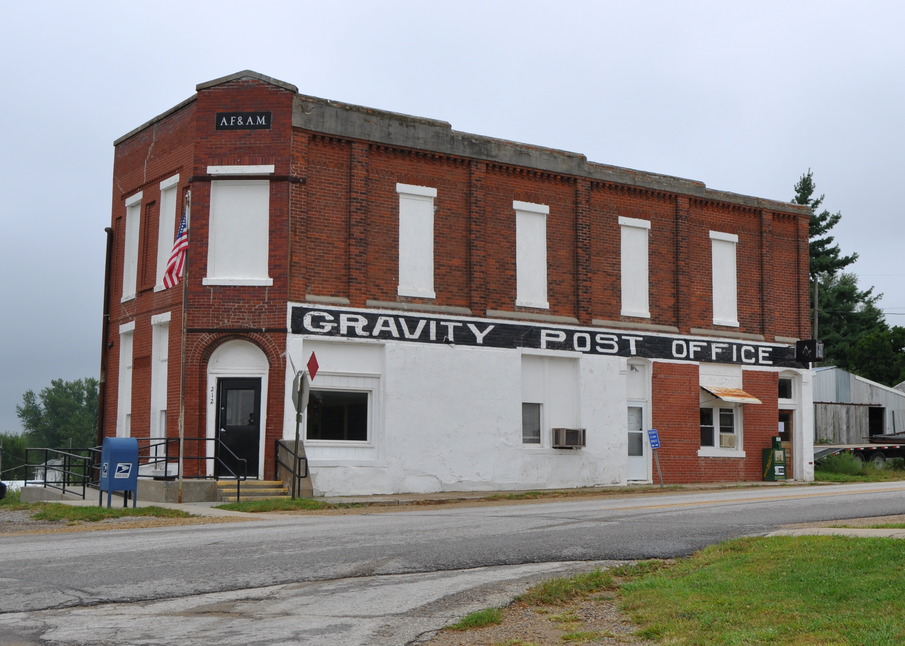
[216,378,261,478]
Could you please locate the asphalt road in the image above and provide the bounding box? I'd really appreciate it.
[2,481,905,645]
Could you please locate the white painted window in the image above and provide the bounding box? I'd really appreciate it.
[700,405,739,450]
[396,183,436,298]
[205,167,273,286]
[305,373,378,444]
[150,313,170,456]
[619,217,651,318]
[117,322,135,438]
[698,364,752,457]
[515,201,549,308]
[155,175,179,290]
[122,192,142,301]
[521,354,579,447]
[710,231,739,327]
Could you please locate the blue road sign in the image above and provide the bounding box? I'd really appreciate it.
[647,428,661,449]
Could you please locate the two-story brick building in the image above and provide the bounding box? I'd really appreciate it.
[101,70,814,497]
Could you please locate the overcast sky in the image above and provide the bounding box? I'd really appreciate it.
[1,1,902,434]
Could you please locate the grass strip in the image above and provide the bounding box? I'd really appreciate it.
[446,607,504,630]
[621,536,905,645]
[30,503,192,523]
[216,498,363,512]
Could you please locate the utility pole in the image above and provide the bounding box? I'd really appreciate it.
[812,276,819,340]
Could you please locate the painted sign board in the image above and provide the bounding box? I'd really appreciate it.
[215,111,272,130]
[291,305,802,368]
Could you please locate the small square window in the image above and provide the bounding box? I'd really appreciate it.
[778,378,793,400]
[700,406,738,449]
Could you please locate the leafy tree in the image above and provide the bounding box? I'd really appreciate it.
[844,327,905,386]
[16,378,99,449]
[0,432,29,480]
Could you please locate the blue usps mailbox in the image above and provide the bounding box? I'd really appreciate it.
[99,437,139,508]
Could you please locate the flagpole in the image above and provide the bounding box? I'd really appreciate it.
[177,190,190,503]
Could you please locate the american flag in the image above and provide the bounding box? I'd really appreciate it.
[162,204,188,289]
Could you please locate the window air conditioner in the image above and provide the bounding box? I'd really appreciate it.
[552,427,586,449]
[719,434,737,449]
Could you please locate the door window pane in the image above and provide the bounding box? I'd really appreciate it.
[225,389,256,426]
[627,406,644,456]
[522,402,542,444]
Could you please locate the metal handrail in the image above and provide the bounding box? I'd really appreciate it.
[0,451,28,482]
[275,439,308,498]
[22,437,249,502]
[138,437,248,502]
[24,447,100,499]
[209,440,247,502]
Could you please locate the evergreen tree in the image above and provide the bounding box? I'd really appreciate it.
[792,169,858,278]
[816,273,888,371]
[792,170,888,373]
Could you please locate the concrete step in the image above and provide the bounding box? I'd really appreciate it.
[216,480,289,502]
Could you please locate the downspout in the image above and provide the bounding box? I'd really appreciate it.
[96,226,114,447]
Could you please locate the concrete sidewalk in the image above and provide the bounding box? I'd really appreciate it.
[768,527,905,538]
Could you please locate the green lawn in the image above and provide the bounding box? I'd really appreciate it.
[621,536,905,645]
[446,537,905,644]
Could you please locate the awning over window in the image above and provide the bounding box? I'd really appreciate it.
[701,386,762,405]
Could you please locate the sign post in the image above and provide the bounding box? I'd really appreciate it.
[290,352,319,499]
[647,429,665,488]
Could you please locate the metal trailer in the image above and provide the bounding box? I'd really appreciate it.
[814,434,905,468]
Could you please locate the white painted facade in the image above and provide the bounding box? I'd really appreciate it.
[285,333,631,496]
[283,304,815,495]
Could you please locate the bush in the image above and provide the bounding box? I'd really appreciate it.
[0,486,21,506]
[886,457,905,471]
[819,452,866,476]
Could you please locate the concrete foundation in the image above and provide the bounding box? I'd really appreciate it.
[138,479,220,503]
[19,487,86,503]
[20,480,221,504]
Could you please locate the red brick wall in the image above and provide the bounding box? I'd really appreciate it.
[106,101,195,442]
[652,362,780,483]
[287,135,809,338]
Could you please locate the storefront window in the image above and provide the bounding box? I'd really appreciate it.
[307,390,369,442]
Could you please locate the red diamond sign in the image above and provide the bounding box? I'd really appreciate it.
[306,352,319,381]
